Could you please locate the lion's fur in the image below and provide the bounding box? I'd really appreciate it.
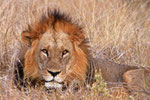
[93,57,139,82]
[93,57,150,96]
[14,10,94,88]
[123,69,150,92]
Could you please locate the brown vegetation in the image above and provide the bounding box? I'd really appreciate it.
[0,0,150,99]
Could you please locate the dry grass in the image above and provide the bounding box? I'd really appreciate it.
[0,0,150,99]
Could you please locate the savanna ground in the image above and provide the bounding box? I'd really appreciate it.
[0,0,150,100]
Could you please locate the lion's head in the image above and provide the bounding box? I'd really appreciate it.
[20,10,94,89]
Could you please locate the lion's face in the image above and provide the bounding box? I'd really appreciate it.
[21,11,90,89]
[37,31,74,88]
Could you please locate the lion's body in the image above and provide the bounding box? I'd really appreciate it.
[93,57,138,82]
[93,57,150,97]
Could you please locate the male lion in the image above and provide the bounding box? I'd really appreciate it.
[14,10,95,89]
[14,10,150,98]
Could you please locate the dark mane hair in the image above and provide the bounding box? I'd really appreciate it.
[25,9,84,43]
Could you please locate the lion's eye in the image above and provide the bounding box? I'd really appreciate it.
[62,49,69,57]
[41,49,48,56]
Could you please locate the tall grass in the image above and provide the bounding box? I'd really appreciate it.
[0,0,150,99]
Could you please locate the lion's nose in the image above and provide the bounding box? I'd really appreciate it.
[47,70,61,77]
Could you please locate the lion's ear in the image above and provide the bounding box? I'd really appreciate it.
[77,33,85,45]
[21,31,32,45]
[72,31,85,45]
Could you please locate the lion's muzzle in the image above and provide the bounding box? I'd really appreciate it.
[44,70,64,89]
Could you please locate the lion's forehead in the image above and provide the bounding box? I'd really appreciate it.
[39,31,73,49]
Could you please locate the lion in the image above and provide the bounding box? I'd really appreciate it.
[14,10,95,90]
[14,9,150,98]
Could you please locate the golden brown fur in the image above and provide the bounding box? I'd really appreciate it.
[14,10,94,89]
[123,69,150,92]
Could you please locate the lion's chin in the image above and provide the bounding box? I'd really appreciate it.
[45,82,63,89]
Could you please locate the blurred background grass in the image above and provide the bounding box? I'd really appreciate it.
[0,0,150,99]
